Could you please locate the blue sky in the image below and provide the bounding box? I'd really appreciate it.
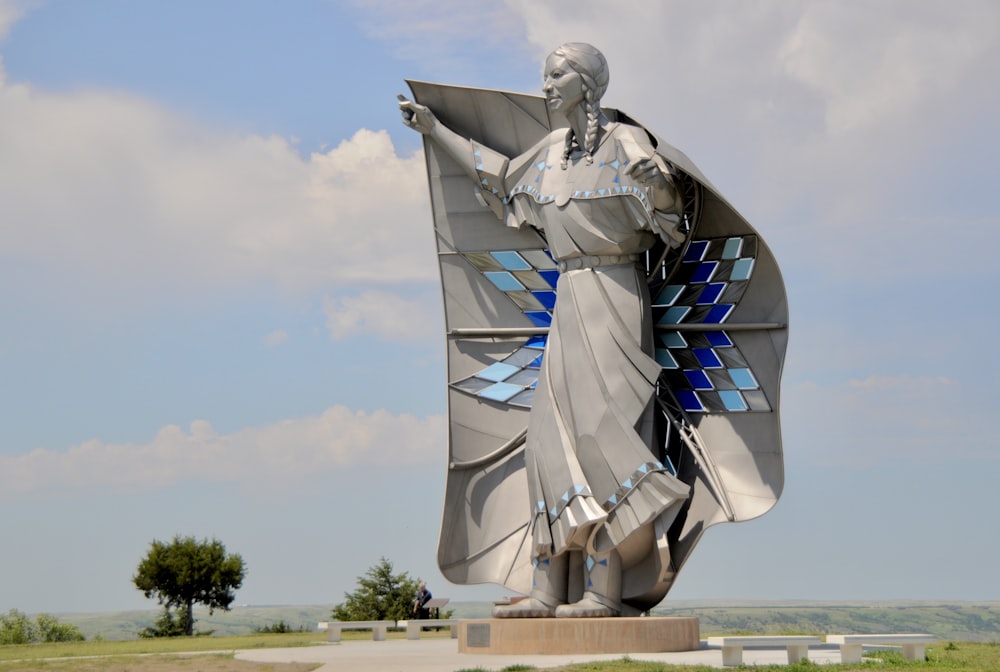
[1,0,998,615]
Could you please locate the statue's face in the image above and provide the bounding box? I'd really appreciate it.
[543,53,585,114]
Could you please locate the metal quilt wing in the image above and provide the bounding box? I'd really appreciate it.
[408,81,556,594]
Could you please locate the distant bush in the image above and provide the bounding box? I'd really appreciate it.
[252,620,306,634]
[139,608,188,638]
[139,607,214,638]
[35,613,86,642]
[0,609,84,644]
[0,610,36,645]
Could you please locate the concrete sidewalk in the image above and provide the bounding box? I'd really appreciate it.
[236,638,845,671]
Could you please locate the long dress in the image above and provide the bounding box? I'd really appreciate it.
[472,122,691,562]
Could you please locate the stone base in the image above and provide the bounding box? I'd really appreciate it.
[457,617,700,655]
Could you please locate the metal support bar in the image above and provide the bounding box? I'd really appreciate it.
[448,328,549,337]
[449,428,527,470]
[449,322,785,338]
[655,322,786,332]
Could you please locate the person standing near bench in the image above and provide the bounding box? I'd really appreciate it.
[413,582,433,619]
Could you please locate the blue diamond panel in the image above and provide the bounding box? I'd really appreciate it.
[693,348,723,368]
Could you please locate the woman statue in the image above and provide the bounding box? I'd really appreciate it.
[399,43,692,617]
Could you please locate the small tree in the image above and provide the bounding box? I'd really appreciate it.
[133,535,246,637]
[332,557,418,622]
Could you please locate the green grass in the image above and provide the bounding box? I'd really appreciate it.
[447,642,998,671]
[536,642,1000,671]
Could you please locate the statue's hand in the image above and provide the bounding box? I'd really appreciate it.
[626,157,669,191]
[627,156,677,211]
[397,94,436,135]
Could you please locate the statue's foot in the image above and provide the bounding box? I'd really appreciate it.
[492,597,557,618]
[554,594,620,618]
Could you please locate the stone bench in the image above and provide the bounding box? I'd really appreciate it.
[826,633,938,663]
[707,635,822,667]
[317,620,395,642]
[399,618,459,639]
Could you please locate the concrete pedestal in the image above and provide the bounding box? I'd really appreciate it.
[457,617,700,655]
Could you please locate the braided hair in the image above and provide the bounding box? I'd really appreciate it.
[551,43,609,168]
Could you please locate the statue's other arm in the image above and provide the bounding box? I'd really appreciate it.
[616,125,680,212]
[616,125,686,247]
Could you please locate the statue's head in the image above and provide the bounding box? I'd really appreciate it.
[545,43,609,164]
[547,42,609,104]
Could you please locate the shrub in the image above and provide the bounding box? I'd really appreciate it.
[138,607,188,638]
[35,613,85,642]
[0,609,84,645]
[0,609,37,645]
[253,620,305,634]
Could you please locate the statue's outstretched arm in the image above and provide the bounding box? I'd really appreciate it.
[398,94,483,186]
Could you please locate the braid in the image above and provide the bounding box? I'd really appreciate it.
[560,80,601,169]
[561,128,575,169]
[583,91,600,164]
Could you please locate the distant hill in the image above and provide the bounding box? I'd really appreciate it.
[52,600,1000,642]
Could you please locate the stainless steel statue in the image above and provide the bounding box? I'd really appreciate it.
[399,43,788,618]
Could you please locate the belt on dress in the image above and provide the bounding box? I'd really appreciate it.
[557,254,640,272]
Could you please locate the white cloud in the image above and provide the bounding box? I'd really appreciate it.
[778,2,998,135]
[0,82,436,303]
[324,290,439,343]
[0,406,446,498]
